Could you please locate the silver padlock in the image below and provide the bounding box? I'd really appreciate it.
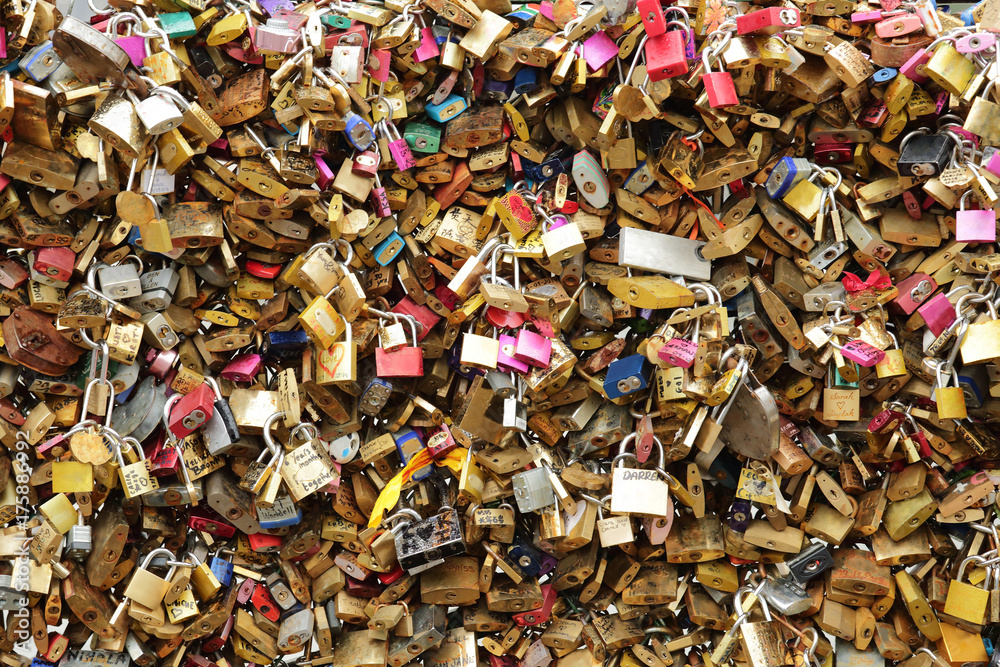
[66,515,92,560]
[328,45,365,83]
[759,576,813,615]
[512,466,556,513]
[387,604,447,667]
[266,571,298,611]
[19,41,63,82]
[277,608,315,651]
[127,87,185,135]
[140,311,179,350]
[485,370,515,399]
[0,574,23,611]
[28,264,69,289]
[98,257,144,299]
[128,267,180,313]
[125,632,157,667]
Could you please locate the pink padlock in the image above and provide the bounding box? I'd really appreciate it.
[701,46,738,108]
[145,348,178,379]
[646,28,688,80]
[917,293,956,337]
[851,10,883,22]
[956,191,997,243]
[384,122,415,171]
[221,353,263,382]
[414,26,440,62]
[899,48,931,83]
[956,32,996,53]
[735,6,800,35]
[984,149,1000,178]
[369,49,391,82]
[837,339,885,367]
[892,273,937,315]
[497,334,529,373]
[874,13,922,38]
[637,0,666,36]
[370,182,392,218]
[659,337,699,367]
[513,329,552,367]
[642,511,673,545]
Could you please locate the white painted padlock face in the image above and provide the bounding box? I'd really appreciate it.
[329,432,360,463]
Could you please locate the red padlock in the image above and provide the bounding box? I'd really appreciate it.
[637,0,666,36]
[645,24,688,80]
[167,382,216,438]
[33,246,76,282]
[374,315,424,377]
[201,614,234,652]
[735,6,800,34]
[513,584,556,626]
[250,580,281,621]
[353,149,381,177]
[247,532,283,554]
[701,42,739,108]
[426,423,458,458]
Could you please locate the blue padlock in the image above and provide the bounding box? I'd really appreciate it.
[604,354,653,399]
[425,93,468,123]
[393,427,433,480]
[871,67,897,84]
[765,156,812,198]
[209,547,235,587]
[256,494,303,529]
[343,111,375,151]
[513,67,539,95]
[374,230,405,266]
[20,41,62,82]
[262,330,310,361]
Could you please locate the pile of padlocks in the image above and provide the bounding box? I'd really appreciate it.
[11,0,1000,664]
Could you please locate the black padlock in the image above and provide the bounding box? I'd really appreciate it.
[896,131,953,177]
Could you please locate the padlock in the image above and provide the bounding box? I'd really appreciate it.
[375,313,424,377]
[701,37,739,108]
[167,382,216,438]
[956,190,997,243]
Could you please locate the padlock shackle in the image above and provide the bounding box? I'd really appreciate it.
[140,546,178,570]
[262,411,286,454]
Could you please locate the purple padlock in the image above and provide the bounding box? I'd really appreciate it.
[221,353,263,382]
[116,35,148,67]
[258,0,294,16]
[838,339,885,367]
[497,334,529,373]
[658,337,699,367]
[582,31,619,72]
[956,191,996,243]
[917,293,956,338]
[315,155,335,189]
[513,329,552,367]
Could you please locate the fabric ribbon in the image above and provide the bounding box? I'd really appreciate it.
[841,269,891,293]
[367,446,468,527]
